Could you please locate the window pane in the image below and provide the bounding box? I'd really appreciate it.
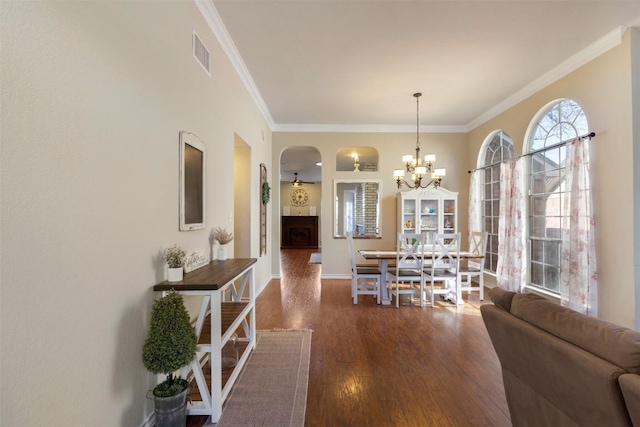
[531,262,543,286]
[531,172,545,194]
[531,195,546,215]
[544,240,560,265]
[545,265,560,292]
[531,240,543,262]
[531,216,545,238]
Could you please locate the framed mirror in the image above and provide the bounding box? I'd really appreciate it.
[334,179,381,238]
[179,131,206,231]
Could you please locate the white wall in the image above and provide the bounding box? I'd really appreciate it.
[0,1,272,425]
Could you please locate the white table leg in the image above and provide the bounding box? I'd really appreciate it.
[379,259,391,305]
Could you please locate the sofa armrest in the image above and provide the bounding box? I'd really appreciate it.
[620,374,640,426]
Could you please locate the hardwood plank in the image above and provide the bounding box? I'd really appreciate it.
[187,248,511,427]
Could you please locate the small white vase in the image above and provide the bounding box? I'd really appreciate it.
[217,245,227,261]
[167,267,183,282]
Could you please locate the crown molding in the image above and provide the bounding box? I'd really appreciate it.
[194,0,275,129]
[195,3,627,135]
[272,124,467,133]
[467,25,628,131]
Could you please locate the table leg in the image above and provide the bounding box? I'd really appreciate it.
[379,259,391,305]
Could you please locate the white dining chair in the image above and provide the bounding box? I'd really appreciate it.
[459,231,487,300]
[422,233,461,307]
[388,232,425,308]
[347,231,382,304]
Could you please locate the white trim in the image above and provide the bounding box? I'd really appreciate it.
[468,26,627,130]
[194,0,275,128]
[194,2,626,134]
[272,123,467,133]
[321,274,352,280]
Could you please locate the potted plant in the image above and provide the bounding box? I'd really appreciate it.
[165,244,186,282]
[143,290,197,427]
[211,227,233,261]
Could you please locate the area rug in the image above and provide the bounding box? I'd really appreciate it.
[308,252,322,264]
[214,329,312,427]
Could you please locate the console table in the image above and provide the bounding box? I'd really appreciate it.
[153,258,257,423]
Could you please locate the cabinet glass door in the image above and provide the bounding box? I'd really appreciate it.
[443,199,456,235]
[402,199,417,233]
[419,199,438,234]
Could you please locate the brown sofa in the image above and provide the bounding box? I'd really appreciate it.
[481,287,640,426]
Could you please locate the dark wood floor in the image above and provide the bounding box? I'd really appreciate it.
[187,249,511,427]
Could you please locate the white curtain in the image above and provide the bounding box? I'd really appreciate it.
[496,157,526,292]
[560,138,598,316]
[468,170,482,243]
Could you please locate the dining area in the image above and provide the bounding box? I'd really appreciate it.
[344,185,487,308]
[350,230,487,308]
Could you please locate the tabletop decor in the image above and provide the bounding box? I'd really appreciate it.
[183,249,208,273]
[164,244,186,282]
[212,226,234,261]
[142,290,197,427]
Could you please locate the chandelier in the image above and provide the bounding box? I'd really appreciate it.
[393,93,445,189]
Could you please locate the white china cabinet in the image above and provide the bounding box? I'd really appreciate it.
[397,187,458,242]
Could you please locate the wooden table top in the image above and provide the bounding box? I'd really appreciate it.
[153,258,257,291]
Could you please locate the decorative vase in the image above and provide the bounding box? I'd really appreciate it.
[217,245,227,261]
[167,267,183,282]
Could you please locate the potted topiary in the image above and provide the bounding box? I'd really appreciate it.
[143,290,197,427]
[164,244,186,282]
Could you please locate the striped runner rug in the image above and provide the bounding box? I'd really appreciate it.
[213,329,312,427]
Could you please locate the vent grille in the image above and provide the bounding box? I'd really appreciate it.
[193,31,211,76]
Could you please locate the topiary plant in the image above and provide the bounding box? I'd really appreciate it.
[142,289,197,397]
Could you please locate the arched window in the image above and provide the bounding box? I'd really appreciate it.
[478,131,514,273]
[525,99,588,294]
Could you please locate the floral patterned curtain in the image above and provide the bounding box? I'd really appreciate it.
[560,138,598,316]
[468,170,482,243]
[496,158,526,292]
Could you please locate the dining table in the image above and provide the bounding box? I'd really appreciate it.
[358,249,484,306]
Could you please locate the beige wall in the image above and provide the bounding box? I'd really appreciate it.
[272,132,468,277]
[467,31,637,327]
[1,1,272,425]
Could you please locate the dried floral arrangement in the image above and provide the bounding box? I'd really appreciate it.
[211,227,234,245]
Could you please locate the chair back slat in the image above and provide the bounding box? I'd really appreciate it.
[430,233,460,271]
[396,233,424,270]
[467,231,487,271]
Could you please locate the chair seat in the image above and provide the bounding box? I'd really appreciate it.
[459,267,482,273]
[388,268,421,277]
[425,269,458,278]
[354,266,381,275]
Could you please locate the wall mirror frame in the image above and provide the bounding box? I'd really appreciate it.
[179,131,206,231]
[334,179,382,239]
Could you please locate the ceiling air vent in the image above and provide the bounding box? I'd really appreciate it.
[192,31,211,76]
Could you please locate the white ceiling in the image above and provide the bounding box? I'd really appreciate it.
[208,0,640,181]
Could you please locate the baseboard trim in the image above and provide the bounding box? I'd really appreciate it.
[140,413,154,427]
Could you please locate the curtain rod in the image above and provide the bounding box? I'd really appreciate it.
[467,132,596,174]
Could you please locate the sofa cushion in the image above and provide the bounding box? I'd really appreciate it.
[510,292,640,374]
[488,287,516,312]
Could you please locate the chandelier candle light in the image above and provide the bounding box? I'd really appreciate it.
[393,93,446,189]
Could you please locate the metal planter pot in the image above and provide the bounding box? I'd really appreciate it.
[153,385,189,427]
